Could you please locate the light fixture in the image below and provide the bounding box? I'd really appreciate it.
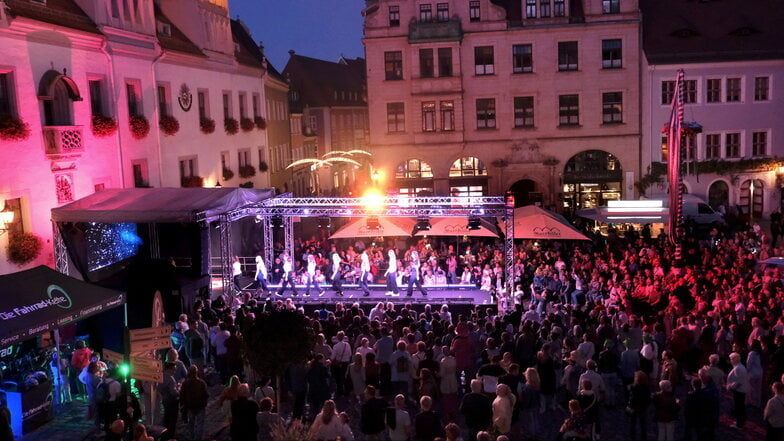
[466,216,482,231]
[366,216,380,230]
[215,180,222,188]
[416,217,431,231]
[0,202,14,235]
[317,216,331,229]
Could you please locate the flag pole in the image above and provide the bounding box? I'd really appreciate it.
[668,69,685,268]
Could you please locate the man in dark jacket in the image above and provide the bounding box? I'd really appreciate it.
[361,386,388,441]
[414,395,444,441]
[158,363,180,441]
[306,354,331,420]
[459,379,492,441]
[180,365,209,441]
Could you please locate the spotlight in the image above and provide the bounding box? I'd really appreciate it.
[467,216,482,230]
[366,216,380,229]
[416,217,431,231]
[271,216,284,228]
[254,215,263,224]
[318,216,331,229]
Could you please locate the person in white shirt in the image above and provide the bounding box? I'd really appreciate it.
[331,250,344,297]
[387,394,411,441]
[359,250,371,297]
[253,255,269,296]
[276,251,298,297]
[406,248,428,297]
[304,254,324,297]
[232,256,242,291]
[331,332,353,396]
[727,352,750,428]
[385,249,400,296]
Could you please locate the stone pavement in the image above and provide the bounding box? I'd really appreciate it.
[19,386,770,441]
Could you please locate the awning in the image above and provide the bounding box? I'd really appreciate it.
[330,217,415,239]
[51,187,275,224]
[0,266,125,347]
[509,205,590,240]
[415,217,499,237]
[577,208,667,224]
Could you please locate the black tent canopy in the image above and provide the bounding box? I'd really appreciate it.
[0,266,125,347]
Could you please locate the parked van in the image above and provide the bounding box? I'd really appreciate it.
[677,195,725,225]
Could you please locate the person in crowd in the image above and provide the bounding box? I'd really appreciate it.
[180,365,209,441]
[348,353,366,402]
[460,379,492,441]
[306,354,331,420]
[309,400,343,440]
[387,394,412,441]
[415,395,444,441]
[492,383,516,436]
[257,397,283,441]
[627,371,652,441]
[764,382,784,441]
[230,383,259,441]
[132,423,154,441]
[71,340,92,398]
[520,367,541,439]
[360,386,387,441]
[559,399,590,441]
[653,380,680,441]
[159,363,180,440]
[727,352,750,428]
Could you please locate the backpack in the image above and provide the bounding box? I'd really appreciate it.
[395,355,410,374]
[95,379,113,405]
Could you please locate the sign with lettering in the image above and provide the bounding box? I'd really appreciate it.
[130,337,171,353]
[130,356,162,372]
[102,348,124,366]
[129,326,171,342]
[130,364,163,383]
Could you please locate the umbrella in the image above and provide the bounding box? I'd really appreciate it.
[508,205,590,241]
[329,217,415,239]
[415,217,499,237]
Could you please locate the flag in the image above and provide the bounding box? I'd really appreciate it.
[667,70,685,247]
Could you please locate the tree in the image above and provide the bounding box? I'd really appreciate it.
[241,308,315,406]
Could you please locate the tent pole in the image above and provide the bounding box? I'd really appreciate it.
[53,328,62,406]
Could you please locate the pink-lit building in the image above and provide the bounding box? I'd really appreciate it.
[363,0,641,211]
[0,0,271,274]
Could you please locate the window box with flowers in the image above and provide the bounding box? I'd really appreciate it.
[238,164,256,179]
[159,115,180,136]
[91,115,118,138]
[129,115,150,140]
[181,175,204,188]
[254,116,267,130]
[222,167,234,181]
[0,115,31,141]
[224,118,239,135]
[258,160,269,172]
[240,117,255,132]
[239,181,254,188]
[200,117,216,134]
[7,232,43,266]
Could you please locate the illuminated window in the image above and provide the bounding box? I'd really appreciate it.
[554,0,565,16]
[440,101,454,131]
[449,157,487,177]
[526,0,536,18]
[512,44,533,73]
[540,0,550,17]
[559,94,579,126]
[384,51,403,80]
[422,102,436,132]
[396,159,434,179]
[420,4,432,22]
[602,0,619,14]
[437,3,449,21]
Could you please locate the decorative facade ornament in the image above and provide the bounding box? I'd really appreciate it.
[177,83,193,112]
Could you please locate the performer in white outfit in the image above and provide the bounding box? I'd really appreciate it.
[385,249,399,296]
[254,255,269,295]
[406,247,427,297]
[276,251,298,297]
[359,250,371,296]
[305,254,324,296]
[331,251,344,296]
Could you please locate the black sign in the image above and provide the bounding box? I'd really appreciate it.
[22,382,53,433]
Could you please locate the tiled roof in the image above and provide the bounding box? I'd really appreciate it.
[283,53,366,110]
[231,19,265,69]
[265,61,287,84]
[5,0,100,35]
[154,5,205,58]
[642,0,784,64]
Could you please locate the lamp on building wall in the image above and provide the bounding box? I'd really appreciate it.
[0,202,15,235]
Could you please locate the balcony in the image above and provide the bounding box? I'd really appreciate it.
[408,18,462,43]
[43,126,84,157]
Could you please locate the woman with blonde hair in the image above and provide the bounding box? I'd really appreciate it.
[559,399,590,440]
[520,367,541,439]
[219,375,242,407]
[492,383,516,436]
[310,400,344,441]
[348,353,366,402]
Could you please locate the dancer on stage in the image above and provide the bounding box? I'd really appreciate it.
[331,249,344,297]
[232,256,242,291]
[305,254,325,297]
[253,255,270,296]
[359,250,371,297]
[406,246,428,297]
[385,249,400,296]
[276,251,298,297]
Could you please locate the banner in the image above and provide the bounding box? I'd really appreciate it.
[667,70,685,247]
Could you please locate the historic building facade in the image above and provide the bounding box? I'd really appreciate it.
[363,0,641,211]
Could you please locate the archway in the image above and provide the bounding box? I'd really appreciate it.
[562,150,622,213]
[508,179,541,207]
[39,70,81,126]
[708,180,729,211]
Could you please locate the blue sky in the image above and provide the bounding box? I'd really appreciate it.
[232,0,366,71]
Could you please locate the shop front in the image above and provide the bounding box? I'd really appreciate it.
[562,150,623,215]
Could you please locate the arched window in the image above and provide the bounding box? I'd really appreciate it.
[38,70,82,126]
[395,159,434,198]
[708,180,729,210]
[395,159,434,179]
[449,157,487,177]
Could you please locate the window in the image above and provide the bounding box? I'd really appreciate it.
[197,90,208,119]
[512,44,533,73]
[726,78,741,102]
[179,157,197,179]
[0,73,12,116]
[706,79,722,103]
[387,102,405,132]
[389,5,400,27]
[469,1,480,21]
[474,46,494,75]
[450,157,487,177]
[419,49,434,78]
[752,131,768,156]
[514,96,534,128]
[252,94,260,119]
[476,98,496,129]
[132,160,149,187]
[89,79,103,116]
[725,132,740,158]
[2,198,23,237]
[221,151,230,173]
[422,102,436,132]
[558,42,578,71]
[660,135,668,162]
[437,3,449,21]
[384,51,403,80]
[684,132,696,160]
[602,0,619,14]
[754,76,769,101]
[440,101,454,131]
[420,4,432,22]
[438,48,453,77]
[554,0,565,16]
[601,39,622,69]
[126,82,141,117]
[684,80,697,103]
[222,92,231,119]
[705,134,720,159]
[661,80,675,104]
[238,93,247,119]
[602,92,623,123]
[157,84,170,117]
[238,149,251,167]
[540,0,550,17]
[558,94,579,126]
[526,0,536,17]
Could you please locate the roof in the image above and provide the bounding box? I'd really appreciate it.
[51,187,276,224]
[5,0,100,35]
[283,53,367,110]
[642,0,784,64]
[231,19,266,69]
[265,60,287,84]
[0,266,125,347]
[154,5,205,58]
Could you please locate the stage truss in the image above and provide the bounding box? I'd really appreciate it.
[208,194,515,303]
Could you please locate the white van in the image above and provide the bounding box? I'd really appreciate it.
[678,195,725,225]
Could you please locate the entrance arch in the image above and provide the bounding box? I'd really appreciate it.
[740,179,764,219]
[508,179,542,207]
[708,180,729,211]
[562,150,622,213]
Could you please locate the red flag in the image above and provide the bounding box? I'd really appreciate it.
[667,70,685,246]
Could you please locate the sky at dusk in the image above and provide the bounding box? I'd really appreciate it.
[231,0,367,71]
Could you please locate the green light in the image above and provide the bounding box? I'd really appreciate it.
[120,363,130,377]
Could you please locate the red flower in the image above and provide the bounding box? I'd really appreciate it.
[159,115,180,136]
[240,117,255,132]
[224,118,239,135]
[200,117,216,134]
[0,115,31,141]
[91,115,118,137]
[254,116,267,130]
[129,115,150,140]
[7,232,43,266]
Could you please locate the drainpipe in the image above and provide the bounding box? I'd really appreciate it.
[99,39,126,187]
[150,46,166,187]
